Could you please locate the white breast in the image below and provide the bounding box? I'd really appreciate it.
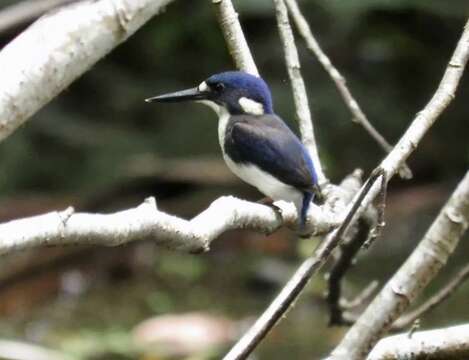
[200,100,302,207]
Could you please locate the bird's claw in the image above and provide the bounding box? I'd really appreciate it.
[257,197,283,215]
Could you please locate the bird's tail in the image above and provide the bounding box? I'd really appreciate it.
[300,191,314,230]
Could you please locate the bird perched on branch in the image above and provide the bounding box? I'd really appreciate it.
[146,71,321,229]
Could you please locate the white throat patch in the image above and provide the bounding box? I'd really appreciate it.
[239,97,264,115]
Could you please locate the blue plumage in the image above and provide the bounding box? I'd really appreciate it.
[206,72,274,114]
[146,71,321,229]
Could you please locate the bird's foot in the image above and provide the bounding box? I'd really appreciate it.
[257,197,282,214]
[312,184,325,205]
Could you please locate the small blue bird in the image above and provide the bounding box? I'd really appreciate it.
[146,71,321,229]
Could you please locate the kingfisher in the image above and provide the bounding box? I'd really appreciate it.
[146,71,321,229]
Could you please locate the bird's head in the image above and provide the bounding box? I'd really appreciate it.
[146,71,273,116]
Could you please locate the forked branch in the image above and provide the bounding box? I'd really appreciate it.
[285,0,412,179]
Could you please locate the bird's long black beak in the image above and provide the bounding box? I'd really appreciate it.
[145,87,210,103]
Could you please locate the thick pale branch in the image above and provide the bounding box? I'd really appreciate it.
[0,196,340,255]
[330,170,469,359]
[273,0,326,184]
[0,0,175,142]
[284,0,412,179]
[367,324,469,360]
[213,0,259,76]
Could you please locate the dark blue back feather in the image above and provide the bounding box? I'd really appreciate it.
[225,114,318,191]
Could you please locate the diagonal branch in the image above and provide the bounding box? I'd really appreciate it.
[330,169,469,359]
[284,0,412,179]
[0,0,176,143]
[213,0,259,76]
[0,196,340,255]
[273,0,326,184]
[223,19,469,360]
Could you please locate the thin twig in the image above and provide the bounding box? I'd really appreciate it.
[363,169,388,249]
[341,280,379,310]
[212,0,259,76]
[0,0,78,34]
[394,263,469,329]
[284,0,412,180]
[273,0,326,184]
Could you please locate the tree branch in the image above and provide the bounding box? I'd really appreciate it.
[0,0,175,143]
[0,196,340,255]
[212,0,259,76]
[273,0,326,184]
[330,169,469,359]
[367,324,469,360]
[284,0,412,179]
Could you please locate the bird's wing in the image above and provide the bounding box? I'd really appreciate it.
[225,114,318,191]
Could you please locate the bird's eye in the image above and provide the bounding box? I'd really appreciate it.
[214,83,225,92]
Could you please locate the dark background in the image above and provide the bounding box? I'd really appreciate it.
[0,0,468,359]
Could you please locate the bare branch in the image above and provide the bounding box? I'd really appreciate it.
[330,170,469,360]
[0,196,340,255]
[0,0,78,34]
[273,0,326,184]
[341,280,379,310]
[224,19,469,360]
[0,0,175,143]
[284,0,412,179]
[394,263,469,329]
[212,0,259,76]
[367,324,469,360]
